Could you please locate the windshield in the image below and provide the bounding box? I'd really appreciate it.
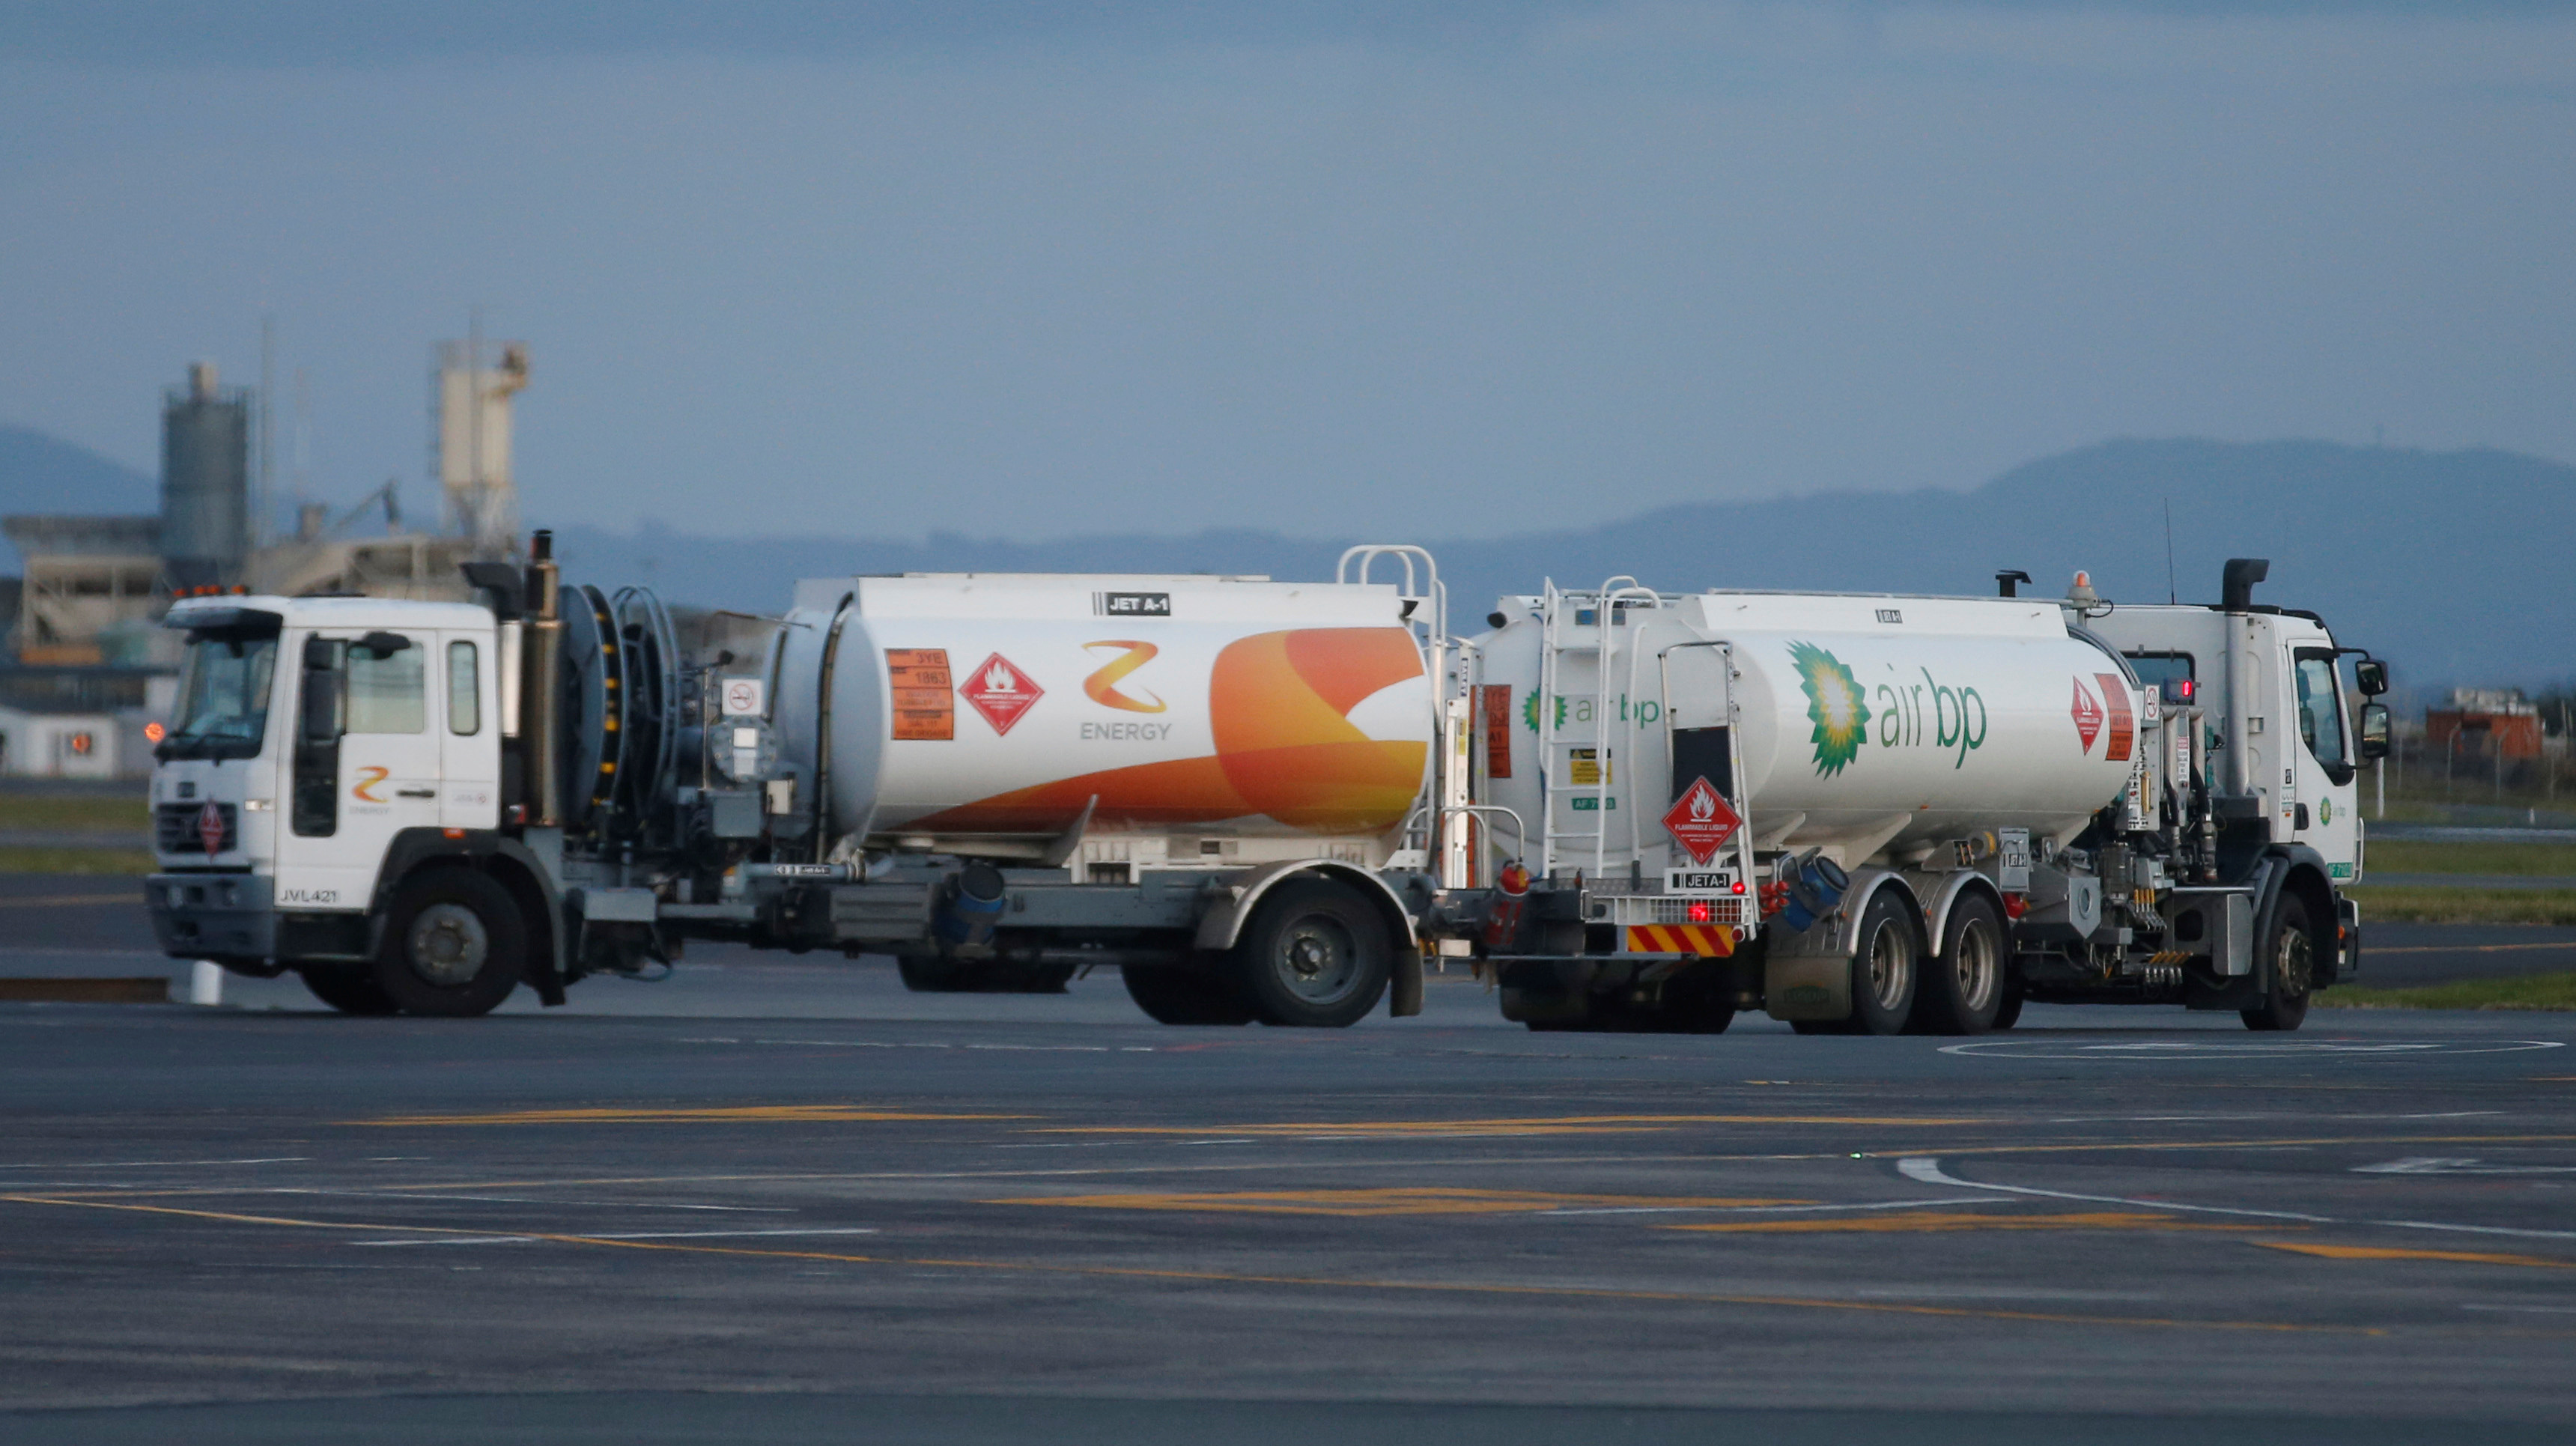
[162,633,279,761]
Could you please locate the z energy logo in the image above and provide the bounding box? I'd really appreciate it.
[1082,641,1167,714]
[351,766,391,802]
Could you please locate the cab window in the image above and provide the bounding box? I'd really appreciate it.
[2294,651,2347,768]
[347,636,425,734]
[2124,652,2193,695]
[447,641,481,735]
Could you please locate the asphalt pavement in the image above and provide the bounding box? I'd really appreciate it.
[5,955,2576,1436]
[6,878,2576,1442]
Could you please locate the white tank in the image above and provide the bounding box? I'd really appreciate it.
[1474,590,2145,868]
[770,574,1433,857]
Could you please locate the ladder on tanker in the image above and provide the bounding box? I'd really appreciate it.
[1534,577,1665,883]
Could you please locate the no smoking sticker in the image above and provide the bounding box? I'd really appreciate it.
[720,678,766,717]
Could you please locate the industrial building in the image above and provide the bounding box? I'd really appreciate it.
[2426,688,2547,762]
[0,341,529,777]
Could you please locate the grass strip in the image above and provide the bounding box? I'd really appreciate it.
[2343,885,2576,926]
[0,795,148,831]
[0,847,157,876]
[2366,840,2576,877]
[2320,971,2576,1012]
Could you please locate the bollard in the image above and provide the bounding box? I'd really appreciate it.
[190,960,224,1007]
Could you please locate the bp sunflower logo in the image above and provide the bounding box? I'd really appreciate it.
[1790,641,1871,777]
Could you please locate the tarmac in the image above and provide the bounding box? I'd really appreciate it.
[4,878,2575,1442]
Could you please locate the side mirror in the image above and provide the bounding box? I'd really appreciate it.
[2354,659,2387,696]
[2357,702,2392,761]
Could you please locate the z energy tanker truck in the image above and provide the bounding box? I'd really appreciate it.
[144,537,2384,1034]
[145,538,1446,1025]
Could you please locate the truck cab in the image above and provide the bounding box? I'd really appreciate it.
[146,593,534,1013]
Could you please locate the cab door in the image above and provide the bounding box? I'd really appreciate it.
[2287,644,2360,881]
[274,629,443,911]
[437,631,500,829]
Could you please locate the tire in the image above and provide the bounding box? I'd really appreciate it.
[998,961,1077,994]
[369,868,527,1018]
[2241,894,2315,1032]
[299,965,398,1015]
[1991,976,2025,1031]
[1121,965,1255,1025]
[1845,889,1921,1036]
[1911,893,2005,1036]
[1226,878,1394,1028]
[897,956,978,993]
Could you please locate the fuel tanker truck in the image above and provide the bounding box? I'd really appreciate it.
[1450,559,2390,1034]
[142,532,2387,1034]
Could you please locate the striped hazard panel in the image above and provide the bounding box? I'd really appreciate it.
[1623,925,1738,958]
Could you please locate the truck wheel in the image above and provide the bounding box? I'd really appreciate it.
[371,868,526,1018]
[1845,890,1920,1036]
[1121,966,1254,1025]
[2241,895,2315,1032]
[1229,878,1394,1028]
[1991,975,2025,1031]
[1912,893,2004,1035]
[298,966,398,1015]
[897,956,978,993]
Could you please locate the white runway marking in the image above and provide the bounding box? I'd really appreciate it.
[0,1156,310,1170]
[1943,1039,2566,1061]
[1901,1157,2576,1242]
[353,1227,881,1247]
[2354,1157,2576,1176]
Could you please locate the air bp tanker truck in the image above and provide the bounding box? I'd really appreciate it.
[146,537,2387,1033]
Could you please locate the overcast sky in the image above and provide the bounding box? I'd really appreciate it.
[3,2,2569,541]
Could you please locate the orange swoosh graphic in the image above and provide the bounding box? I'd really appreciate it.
[351,766,390,802]
[1082,641,1167,714]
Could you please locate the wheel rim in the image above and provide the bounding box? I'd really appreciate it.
[1271,912,1362,1006]
[1866,919,1912,1011]
[407,902,489,988]
[1952,917,1999,1012]
[2274,920,2313,999]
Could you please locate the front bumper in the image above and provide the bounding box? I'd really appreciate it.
[146,872,276,962]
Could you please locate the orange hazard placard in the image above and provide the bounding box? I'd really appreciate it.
[1478,684,1513,780]
[887,648,955,741]
[2094,672,2135,762]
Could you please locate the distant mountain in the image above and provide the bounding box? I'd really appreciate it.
[547,440,2576,691]
[0,426,157,571]
[2,425,2557,689]
[0,426,155,515]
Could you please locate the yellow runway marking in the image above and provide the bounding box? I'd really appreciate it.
[348,1105,1029,1127]
[0,1192,2379,1337]
[1031,1114,1978,1138]
[1666,1210,2271,1236]
[0,893,135,908]
[2255,1241,2576,1269]
[983,1188,1813,1217]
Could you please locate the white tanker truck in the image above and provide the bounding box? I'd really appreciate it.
[144,538,2386,1033]
[1453,560,2388,1033]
